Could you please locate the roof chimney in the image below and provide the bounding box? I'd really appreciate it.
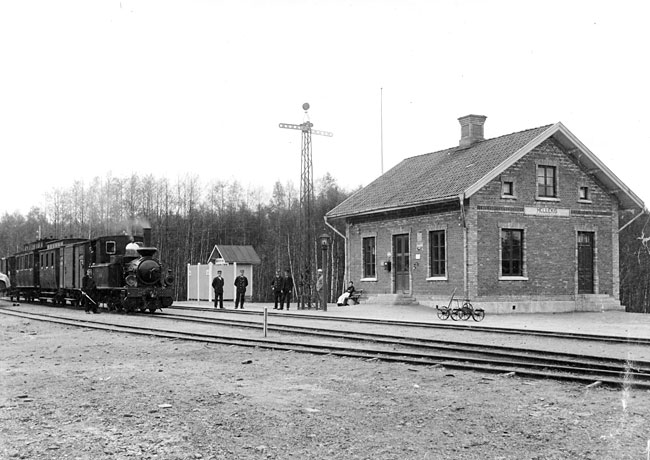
[458,114,487,147]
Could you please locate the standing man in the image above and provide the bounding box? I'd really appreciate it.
[281,269,294,311]
[234,269,248,309]
[82,270,98,314]
[271,270,283,310]
[211,270,224,309]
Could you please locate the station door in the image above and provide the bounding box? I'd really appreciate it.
[577,231,594,294]
[393,234,410,294]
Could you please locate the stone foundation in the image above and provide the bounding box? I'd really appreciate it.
[417,294,624,314]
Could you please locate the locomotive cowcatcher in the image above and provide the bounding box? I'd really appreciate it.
[1,228,174,313]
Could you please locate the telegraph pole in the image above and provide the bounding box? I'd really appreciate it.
[279,103,333,309]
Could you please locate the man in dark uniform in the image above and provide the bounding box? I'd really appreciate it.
[211,270,224,309]
[271,270,283,309]
[81,270,98,314]
[281,269,294,311]
[234,269,248,309]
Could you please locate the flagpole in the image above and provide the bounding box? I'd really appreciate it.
[380,87,384,175]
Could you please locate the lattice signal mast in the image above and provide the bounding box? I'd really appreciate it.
[279,103,333,309]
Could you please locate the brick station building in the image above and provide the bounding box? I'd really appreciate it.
[325,115,645,313]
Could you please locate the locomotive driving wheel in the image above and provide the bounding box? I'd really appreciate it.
[107,295,120,311]
[122,297,140,313]
[146,298,161,313]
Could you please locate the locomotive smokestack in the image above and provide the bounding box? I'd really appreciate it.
[137,247,158,257]
[144,228,152,247]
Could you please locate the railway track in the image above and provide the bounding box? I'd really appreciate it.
[2,305,650,390]
[170,304,650,346]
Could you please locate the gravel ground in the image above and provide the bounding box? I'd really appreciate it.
[2,313,650,460]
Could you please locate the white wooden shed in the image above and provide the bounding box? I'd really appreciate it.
[187,245,261,302]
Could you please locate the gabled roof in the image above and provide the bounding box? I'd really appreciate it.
[326,122,644,219]
[207,245,261,265]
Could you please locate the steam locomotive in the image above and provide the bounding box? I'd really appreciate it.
[0,228,174,313]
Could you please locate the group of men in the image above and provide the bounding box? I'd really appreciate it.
[271,270,294,310]
[211,269,249,309]
[212,269,295,310]
[211,268,356,310]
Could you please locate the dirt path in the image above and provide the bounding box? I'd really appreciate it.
[1,315,649,459]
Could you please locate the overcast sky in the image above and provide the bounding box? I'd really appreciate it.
[1,0,649,216]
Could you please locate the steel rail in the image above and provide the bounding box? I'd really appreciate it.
[2,307,649,390]
[169,305,650,345]
[152,311,650,375]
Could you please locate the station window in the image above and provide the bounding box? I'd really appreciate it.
[429,230,446,277]
[579,186,589,201]
[537,165,557,198]
[501,229,524,277]
[502,181,514,198]
[362,237,376,278]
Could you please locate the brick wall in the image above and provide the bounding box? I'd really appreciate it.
[472,138,617,299]
[347,210,465,299]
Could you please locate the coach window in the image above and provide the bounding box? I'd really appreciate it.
[106,241,116,255]
[500,228,526,279]
[362,236,376,280]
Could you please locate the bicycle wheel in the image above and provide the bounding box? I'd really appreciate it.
[436,307,450,320]
[472,308,485,322]
[450,308,462,321]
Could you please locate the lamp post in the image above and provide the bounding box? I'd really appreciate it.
[319,233,331,312]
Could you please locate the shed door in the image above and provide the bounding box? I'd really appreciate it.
[393,234,410,294]
[577,232,594,294]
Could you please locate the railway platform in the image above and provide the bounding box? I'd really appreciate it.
[175,300,650,341]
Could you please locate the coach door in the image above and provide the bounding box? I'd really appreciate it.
[577,232,594,294]
[393,234,410,294]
